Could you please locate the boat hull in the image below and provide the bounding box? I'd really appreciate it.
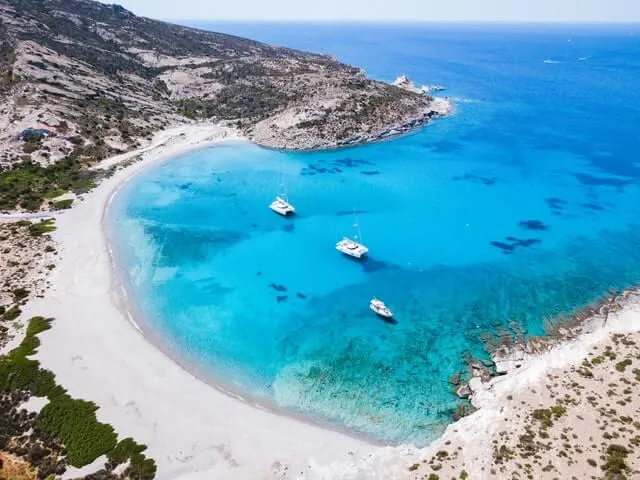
[370,305,393,319]
[336,246,366,259]
[270,206,295,216]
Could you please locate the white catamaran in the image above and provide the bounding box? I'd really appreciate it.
[269,177,295,216]
[336,210,368,259]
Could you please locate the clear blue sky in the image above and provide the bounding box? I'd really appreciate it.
[99,0,640,22]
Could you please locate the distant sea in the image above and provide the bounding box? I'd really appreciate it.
[108,23,640,445]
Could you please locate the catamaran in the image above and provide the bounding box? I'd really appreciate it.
[370,298,393,319]
[269,177,295,216]
[336,210,368,259]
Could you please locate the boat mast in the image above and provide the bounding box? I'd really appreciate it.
[279,173,288,202]
[352,208,363,244]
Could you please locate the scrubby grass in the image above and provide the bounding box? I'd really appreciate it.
[1,305,21,321]
[0,159,97,211]
[50,198,74,210]
[28,219,56,236]
[0,316,157,477]
[615,359,632,373]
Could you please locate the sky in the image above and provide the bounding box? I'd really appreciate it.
[99,0,640,23]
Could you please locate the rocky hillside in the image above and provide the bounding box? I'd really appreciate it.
[0,0,447,167]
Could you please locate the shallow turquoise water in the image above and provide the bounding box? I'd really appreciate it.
[109,24,640,445]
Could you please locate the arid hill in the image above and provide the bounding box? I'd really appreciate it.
[0,0,447,168]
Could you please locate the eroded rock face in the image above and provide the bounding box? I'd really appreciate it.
[0,0,450,165]
[492,344,527,375]
[455,384,472,399]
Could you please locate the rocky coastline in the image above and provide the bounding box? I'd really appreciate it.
[454,286,640,408]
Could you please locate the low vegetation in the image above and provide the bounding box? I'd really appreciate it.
[0,159,98,211]
[0,316,157,478]
[409,332,640,479]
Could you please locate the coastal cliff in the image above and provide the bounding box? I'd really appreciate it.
[0,0,447,167]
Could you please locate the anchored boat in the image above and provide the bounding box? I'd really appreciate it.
[336,210,368,259]
[269,177,295,216]
[370,298,393,319]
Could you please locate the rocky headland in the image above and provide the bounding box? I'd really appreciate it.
[0,0,449,172]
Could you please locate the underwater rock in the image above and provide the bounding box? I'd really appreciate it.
[360,170,380,176]
[518,220,548,231]
[452,173,497,186]
[276,295,288,303]
[491,237,541,254]
[545,197,567,213]
[574,172,629,188]
[582,202,605,211]
[490,241,515,254]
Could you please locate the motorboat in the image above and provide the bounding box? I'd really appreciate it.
[370,298,393,319]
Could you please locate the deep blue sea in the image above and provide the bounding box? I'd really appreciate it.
[109,23,640,445]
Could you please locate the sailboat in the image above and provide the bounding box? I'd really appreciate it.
[336,209,368,259]
[269,176,295,216]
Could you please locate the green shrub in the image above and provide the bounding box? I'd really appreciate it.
[0,316,156,474]
[602,444,630,476]
[2,305,21,321]
[0,159,98,211]
[29,219,56,236]
[39,396,118,466]
[51,198,74,210]
[615,359,632,372]
[12,287,30,302]
[23,141,40,154]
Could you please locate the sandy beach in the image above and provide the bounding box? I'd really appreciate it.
[18,123,373,480]
[5,120,639,480]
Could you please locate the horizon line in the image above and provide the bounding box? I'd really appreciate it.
[172,19,640,25]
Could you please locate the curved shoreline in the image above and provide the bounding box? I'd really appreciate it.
[101,143,386,447]
[24,123,374,480]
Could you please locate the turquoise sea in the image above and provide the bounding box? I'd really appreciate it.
[108,24,640,445]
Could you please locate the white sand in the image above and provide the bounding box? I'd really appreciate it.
[16,120,640,480]
[22,123,372,480]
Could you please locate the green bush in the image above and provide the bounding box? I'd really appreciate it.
[51,198,74,210]
[39,396,118,466]
[23,141,40,153]
[109,438,157,479]
[0,158,98,211]
[615,359,632,372]
[29,219,56,236]
[2,305,21,321]
[12,287,30,302]
[0,316,157,474]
